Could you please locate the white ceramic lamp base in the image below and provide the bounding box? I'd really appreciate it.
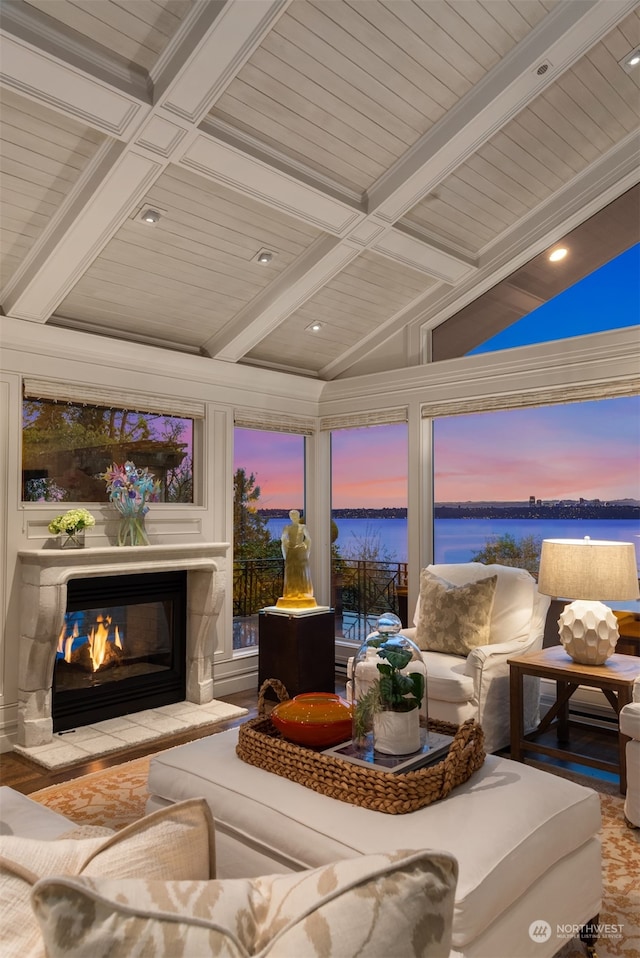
[558,599,619,666]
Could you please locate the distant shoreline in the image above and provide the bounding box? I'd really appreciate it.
[260,504,640,521]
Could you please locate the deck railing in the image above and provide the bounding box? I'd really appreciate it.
[335,559,408,642]
[233,557,408,648]
[233,558,283,618]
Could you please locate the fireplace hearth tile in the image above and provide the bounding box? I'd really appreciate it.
[201,701,245,716]
[155,701,201,717]
[63,726,114,744]
[129,713,191,734]
[117,715,194,739]
[91,717,138,733]
[12,700,248,770]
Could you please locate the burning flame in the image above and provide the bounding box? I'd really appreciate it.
[58,614,124,671]
[57,621,78,663]
[88,615,123,671]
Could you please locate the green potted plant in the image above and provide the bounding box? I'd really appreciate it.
[353,632,425,755]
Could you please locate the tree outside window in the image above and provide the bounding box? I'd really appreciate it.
[22,398,193,503]
[233,428,305,649]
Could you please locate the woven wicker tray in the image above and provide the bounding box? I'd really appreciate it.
[236,680,486,815]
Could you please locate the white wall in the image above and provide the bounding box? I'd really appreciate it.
[0,317,323,750]
[1,316,637,750]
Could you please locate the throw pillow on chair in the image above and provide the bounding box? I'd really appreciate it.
[414,569,498,654]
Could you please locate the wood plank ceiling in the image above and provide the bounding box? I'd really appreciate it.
[1,0,638,380]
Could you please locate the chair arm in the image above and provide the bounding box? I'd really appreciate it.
[464,637,537,675]
[404,626,532,675]
[620,701,640,741]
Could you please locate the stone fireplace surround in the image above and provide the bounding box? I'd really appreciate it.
[17,543,228,749]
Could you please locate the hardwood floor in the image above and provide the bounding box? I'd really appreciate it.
[0,680,621,795]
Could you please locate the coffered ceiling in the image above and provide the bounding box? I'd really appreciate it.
[1,0,638,381]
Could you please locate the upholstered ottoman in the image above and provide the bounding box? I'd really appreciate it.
[147,727,602,958]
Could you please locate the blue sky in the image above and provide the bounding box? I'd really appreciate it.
[470,243,639,354]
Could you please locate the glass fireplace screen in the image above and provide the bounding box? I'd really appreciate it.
[53,571,186,731]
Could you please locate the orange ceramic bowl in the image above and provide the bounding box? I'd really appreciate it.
[271,692,353,748]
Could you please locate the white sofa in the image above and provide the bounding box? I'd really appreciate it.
[0,786,458,958]
[398,562,550,753]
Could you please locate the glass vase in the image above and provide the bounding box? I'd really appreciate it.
[117,513,149,547]
[351,613,427,752]
[59,529,85,549]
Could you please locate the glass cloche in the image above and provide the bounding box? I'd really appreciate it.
[351,613,427,755]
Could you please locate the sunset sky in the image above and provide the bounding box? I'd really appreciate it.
[235,394,639,509]
[434,397,639,503]
[235,246,639,510]
[234,429,305,510]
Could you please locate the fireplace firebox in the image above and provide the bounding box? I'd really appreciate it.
[53,571,187,732]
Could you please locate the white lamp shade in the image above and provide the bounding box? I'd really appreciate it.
[538,538,639,601]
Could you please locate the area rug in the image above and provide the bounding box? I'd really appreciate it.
[31,758,639,957]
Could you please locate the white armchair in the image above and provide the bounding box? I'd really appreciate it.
[620,680,640,827]
[399,562,551,753]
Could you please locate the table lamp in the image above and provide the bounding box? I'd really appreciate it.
[537,537,640,665]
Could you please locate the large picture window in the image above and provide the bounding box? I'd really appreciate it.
[330,422,408,643]
[22,397,194,503]
[233,427,306,650]
[433,396,640,608]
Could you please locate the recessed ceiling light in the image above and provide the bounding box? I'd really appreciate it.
[254,248,275,264]
[133,205,167,226]
[619,50,640,73]
[548,247,568,262]
[306,322,323,333]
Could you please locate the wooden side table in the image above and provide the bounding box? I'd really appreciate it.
[509,645,640,794]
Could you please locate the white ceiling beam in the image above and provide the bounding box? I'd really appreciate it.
[156,0,292,124]
[319,285,449,382]
[418,135,640,340]
[2,144,161,321]
[371,227,476,285]
[322,136,639,381]
[0,26,149,139]
[202,235,360,361]
[0,0,289,324]
[180,131,364,235]
[367,0,638,222]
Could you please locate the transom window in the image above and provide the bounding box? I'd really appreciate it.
[22,397,194,503]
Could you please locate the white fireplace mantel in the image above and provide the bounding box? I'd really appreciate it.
[17,543,229,748]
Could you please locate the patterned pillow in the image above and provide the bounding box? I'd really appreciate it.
[1,798,215,958]
[415,570,498,655]
[32,848,458,958]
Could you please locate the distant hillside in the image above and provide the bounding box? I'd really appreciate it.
[259,502,640,520]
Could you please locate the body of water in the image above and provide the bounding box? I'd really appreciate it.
[267,515,640,568]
